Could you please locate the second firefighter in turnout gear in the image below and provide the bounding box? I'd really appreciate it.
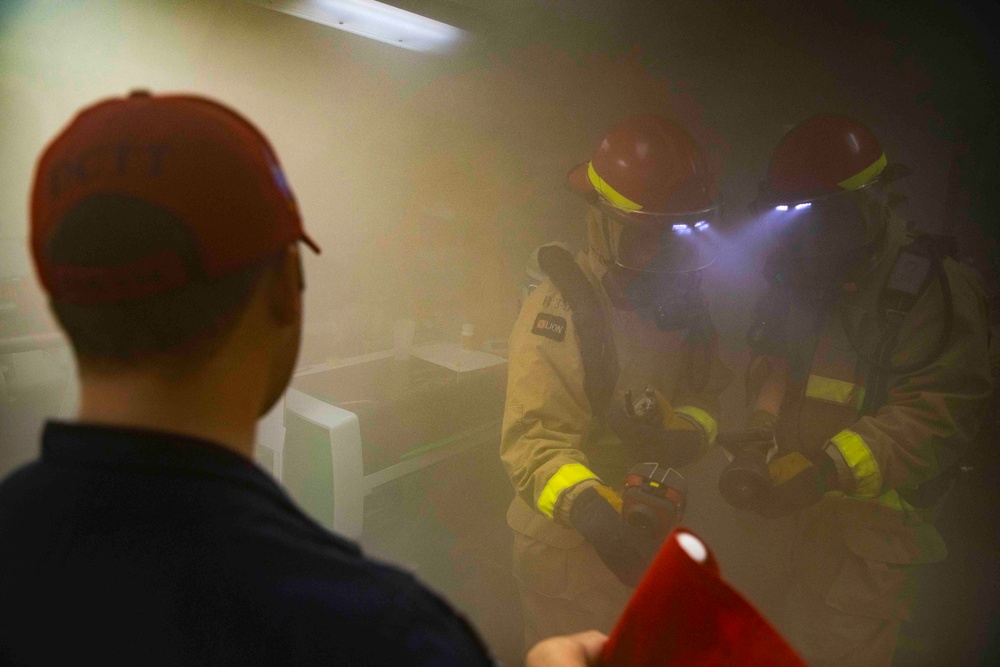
[739,114,992,666]
[500,114,732,648]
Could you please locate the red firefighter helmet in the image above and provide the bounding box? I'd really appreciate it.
[567,114,719,273]
[568,114,715,215]
[761,113,907,207]
[757,114,910,290]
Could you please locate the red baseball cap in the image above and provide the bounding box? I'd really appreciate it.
[31,90,320,305]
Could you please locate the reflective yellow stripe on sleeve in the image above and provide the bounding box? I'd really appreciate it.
[537,463,599,519]
[830,429,882,497]
[674,405,718,446]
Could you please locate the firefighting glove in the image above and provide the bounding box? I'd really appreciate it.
[756,449,841,518]
[569,485,660,588]
[607,389,703,469]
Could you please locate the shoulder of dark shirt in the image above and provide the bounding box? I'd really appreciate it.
[0,458,493,666]
[254,549,494,666]
[201,497,493,665]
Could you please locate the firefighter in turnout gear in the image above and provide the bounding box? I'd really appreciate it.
[743,114,993,666]
[500,114,732,648]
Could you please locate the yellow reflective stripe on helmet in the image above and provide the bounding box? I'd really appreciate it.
[838,152,888,191]
[587,161,643,212]
[674,405,718,446]
[805,374,865,408]
[537,463,599,519]
[830,429,881,497]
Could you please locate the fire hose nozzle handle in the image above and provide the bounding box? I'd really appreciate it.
[716,428,775,510]
[623,386,662,425]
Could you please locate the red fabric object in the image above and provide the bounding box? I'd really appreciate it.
[601,528,806,667]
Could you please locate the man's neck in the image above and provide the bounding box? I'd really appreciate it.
[76,367,260,459]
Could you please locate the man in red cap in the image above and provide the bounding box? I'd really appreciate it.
[0,91,604,666]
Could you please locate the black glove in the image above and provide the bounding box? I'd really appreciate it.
[606,403,703,469]
[569,486,661,587]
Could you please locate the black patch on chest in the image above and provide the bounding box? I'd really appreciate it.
[532,313,567,342]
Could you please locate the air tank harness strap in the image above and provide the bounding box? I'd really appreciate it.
[848,234,959,508]
[537,245,619,417]
[851,233,955,415]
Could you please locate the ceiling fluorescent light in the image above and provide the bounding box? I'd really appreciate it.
[250,0,465,53]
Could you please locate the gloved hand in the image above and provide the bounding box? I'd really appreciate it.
[756,448,841,518]
[607,388,703,468]
[569,485,661,587]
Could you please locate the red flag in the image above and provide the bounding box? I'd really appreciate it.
[601,528,806,666]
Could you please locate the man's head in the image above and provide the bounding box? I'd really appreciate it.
[30,91,319,417]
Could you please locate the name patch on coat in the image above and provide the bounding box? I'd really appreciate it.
[532,313,567,341]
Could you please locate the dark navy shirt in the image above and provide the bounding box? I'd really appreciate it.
[0,422,494,666]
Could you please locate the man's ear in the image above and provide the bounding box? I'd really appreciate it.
[268,244,302,327]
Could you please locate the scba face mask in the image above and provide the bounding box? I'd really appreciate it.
[761,193,884,299]
[599,204,719,276]
[619,269,707,331]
